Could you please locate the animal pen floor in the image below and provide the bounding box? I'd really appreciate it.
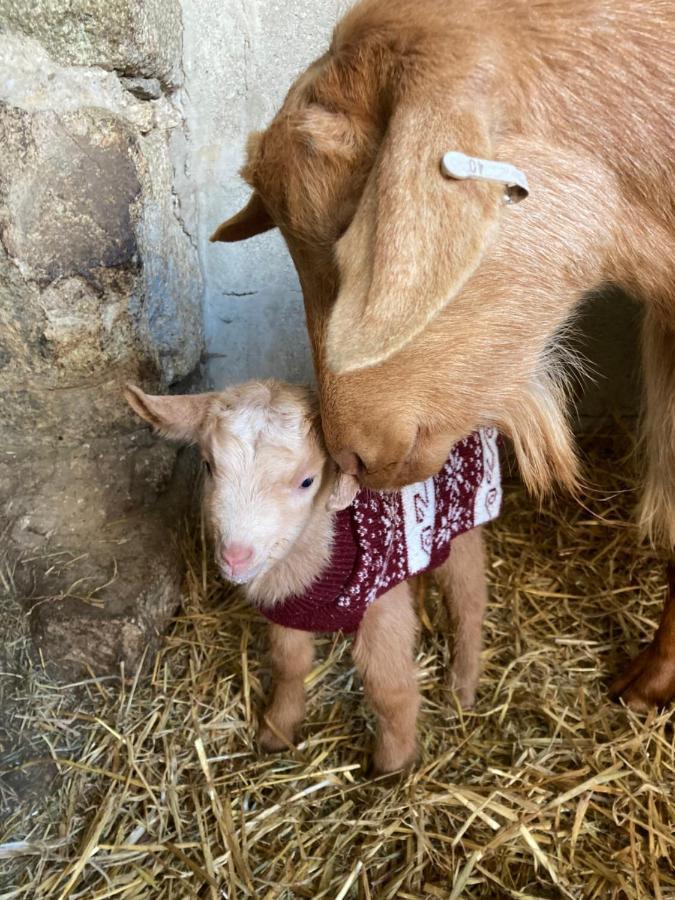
[1,429,673,899]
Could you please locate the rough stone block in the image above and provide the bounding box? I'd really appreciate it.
[27,513,184,679]
[0,1,204,819]
[0,30,164,133]
[0,92,203,438]
[0,106,140,285]
[1,0,183,87]
[133,127,204,384]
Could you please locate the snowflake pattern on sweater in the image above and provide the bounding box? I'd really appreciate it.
[257,428,501,634]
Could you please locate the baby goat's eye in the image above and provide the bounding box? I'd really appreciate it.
[202,459,212,476]
[300,477,314,489]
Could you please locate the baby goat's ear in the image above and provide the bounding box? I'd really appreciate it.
[124,384,211,444]
[326,471,360,512]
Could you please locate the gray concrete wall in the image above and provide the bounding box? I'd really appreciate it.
[179,0,349,389]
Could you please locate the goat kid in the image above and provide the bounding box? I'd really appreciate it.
[125,380,499,773]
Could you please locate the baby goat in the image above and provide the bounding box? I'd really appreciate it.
[125,380,500,773]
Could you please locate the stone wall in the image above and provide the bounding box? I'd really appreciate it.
[0,2,203,677]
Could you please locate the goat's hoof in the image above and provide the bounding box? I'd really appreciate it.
[610,643,675,711]
[258,724,296,753]
[371,743,417,777]
[453,685,476,710]
[450,669,478,710]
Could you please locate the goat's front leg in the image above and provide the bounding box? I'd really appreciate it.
[352,582,420,774]
[258,624,314,752]
[434,526,488,708]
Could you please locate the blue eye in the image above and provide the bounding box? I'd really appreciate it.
[300,477,314,489]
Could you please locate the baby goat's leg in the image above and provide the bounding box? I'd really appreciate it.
[259,624,314,752]
[434,526,488,708]
[352,582,420,774]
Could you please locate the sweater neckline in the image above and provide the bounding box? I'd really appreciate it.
[289,506,359,606]
[256,505,359,616]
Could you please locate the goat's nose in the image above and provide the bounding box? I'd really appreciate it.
[221,543,254,573]
[335,450,363,477]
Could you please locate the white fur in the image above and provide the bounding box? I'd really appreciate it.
[201,386,329,587]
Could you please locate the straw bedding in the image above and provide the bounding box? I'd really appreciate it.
[1,432,673,898]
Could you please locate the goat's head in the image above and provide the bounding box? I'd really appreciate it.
[125,382,358,585]
[211,5,584,494]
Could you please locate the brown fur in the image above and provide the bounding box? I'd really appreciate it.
[435,527,488,708]
[258,625,315,752]
[351,582,420,772]
[212,0,675,707]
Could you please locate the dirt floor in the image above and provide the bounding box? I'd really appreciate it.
[1,430,673,898]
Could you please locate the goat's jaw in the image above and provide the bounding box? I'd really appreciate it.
[218,561,267,585]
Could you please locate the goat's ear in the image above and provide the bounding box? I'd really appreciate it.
[124,384,211,444]
[294,105,357,158]
[326,471,360,512]
[210,192,275,243]
[325,103,502,373]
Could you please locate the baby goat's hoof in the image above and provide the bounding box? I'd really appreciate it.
[258,723,296,753]
[371,742,418,777]
[454,685,476,710]
[450,668,478,710]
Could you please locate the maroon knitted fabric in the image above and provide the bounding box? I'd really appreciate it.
[256,428,502,634]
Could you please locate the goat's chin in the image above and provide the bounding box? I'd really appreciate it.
[219,561,268,586]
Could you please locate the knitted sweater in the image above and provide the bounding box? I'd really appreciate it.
[256,428,502,634]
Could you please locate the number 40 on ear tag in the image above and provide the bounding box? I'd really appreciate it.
[441,151,529,203]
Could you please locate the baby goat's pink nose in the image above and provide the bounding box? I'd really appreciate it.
[221,543,254,575]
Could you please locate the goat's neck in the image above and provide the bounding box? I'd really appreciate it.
[244,497,335,607]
